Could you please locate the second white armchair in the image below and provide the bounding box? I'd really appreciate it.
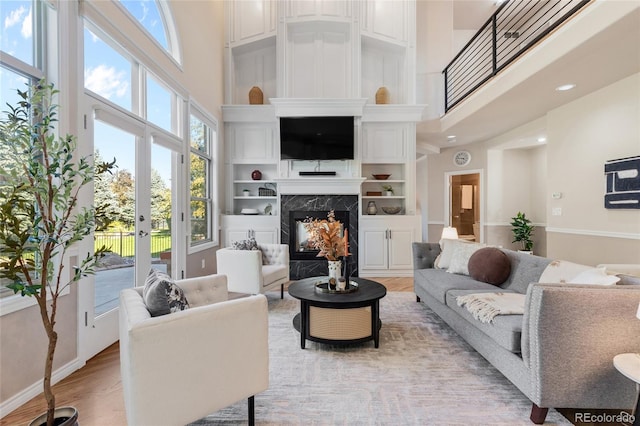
[216,243,290,298]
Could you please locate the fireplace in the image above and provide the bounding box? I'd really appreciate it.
[281,194,358,280]
[289,210,349,260]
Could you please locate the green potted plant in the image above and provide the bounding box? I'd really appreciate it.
[382,184,394,196]
[0,81,113,426]
[510,211,534,253]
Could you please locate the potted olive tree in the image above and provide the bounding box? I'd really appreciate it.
[0,81,113,426]
[510,211,534,253]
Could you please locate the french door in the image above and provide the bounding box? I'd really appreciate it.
[79,94,181,361]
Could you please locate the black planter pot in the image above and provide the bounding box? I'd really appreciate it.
[29,406,79,426]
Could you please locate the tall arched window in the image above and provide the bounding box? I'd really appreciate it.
[118,0,181,63]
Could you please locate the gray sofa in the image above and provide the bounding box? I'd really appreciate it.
[412,242,640,424]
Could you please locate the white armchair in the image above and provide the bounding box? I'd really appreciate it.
[216,243,290,298]
[119,274,269,426]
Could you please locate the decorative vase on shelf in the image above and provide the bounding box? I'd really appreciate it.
[328,260,342,287]
[249,86,263,105]
[251,169,262,180]
[375,86,389,104]
[367,201,378,215]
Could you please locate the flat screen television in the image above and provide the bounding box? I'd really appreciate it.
[280,116,354,160]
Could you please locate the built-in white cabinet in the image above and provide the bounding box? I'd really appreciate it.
[284,24,354,98]
[359,0,411,45]
[222,1,424,258]
[227,0,277,46]
[284,0,353,20]
[222,106,279,216]
[360,118,421,216]
[361,163,407,215]
[358,216,419,276]
[221,215,279,247]
[361,122,407,162]
[225,123,276,163]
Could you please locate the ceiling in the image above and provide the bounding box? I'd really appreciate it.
[417,2,640,151]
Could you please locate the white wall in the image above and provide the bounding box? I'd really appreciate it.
[426,73,640,263]
[546,73,640,264]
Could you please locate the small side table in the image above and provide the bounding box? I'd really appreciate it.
[613,353,640,426]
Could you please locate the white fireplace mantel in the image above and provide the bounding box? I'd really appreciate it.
[275,177,366,195]
[269,98,368,117]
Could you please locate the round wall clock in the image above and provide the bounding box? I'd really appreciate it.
[453,150,471,167]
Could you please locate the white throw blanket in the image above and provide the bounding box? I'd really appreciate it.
[456,292,526,324]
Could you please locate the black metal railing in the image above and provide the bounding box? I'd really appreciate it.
[443,0,591,112]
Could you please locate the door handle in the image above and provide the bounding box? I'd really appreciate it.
[139,215,145,222]
[138,230,149,237]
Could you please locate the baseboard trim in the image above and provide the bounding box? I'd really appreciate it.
[0,358,82,418]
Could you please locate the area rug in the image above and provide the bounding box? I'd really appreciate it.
[191,292,570,425]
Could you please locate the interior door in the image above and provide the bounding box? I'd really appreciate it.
[447,172,482,242]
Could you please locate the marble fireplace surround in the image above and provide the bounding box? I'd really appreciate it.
[281,194,358,280]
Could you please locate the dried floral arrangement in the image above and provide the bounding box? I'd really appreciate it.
[303,210,349,261]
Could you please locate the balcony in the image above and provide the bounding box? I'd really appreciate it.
[444,0,590,113]
[425,1,640,148]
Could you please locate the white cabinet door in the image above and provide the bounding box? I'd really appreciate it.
[362,123,406,163]
[224,227,278,246]
[388,227,415,270]
[229,0,276,45]
[226,229,251,246]
[285,0,350,19]
[222,215,279,247]
[360,228,388,270]
[253,228,278,244]
[361,0,408,44]
[227,124,275,163]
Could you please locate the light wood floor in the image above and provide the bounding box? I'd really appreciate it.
[1,278,413,426]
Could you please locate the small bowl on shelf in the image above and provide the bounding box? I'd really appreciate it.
[372,174,391,180]
[381,206,402,215]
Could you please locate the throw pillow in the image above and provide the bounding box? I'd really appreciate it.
[447,242,486,275]
[538,260,593,283]
[231,237,258,250]
[616,274,640,286]
[468,247,512,285]
[568,267,621,286]
[436,239,473,269]
[143,269,190,316]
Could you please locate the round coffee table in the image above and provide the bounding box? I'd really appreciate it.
[288,277,387,349]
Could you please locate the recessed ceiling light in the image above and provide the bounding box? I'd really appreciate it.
[555,84,576,91]
[537,136,547,143]
[447,135,456,142]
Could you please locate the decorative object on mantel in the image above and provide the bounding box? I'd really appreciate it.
[604,155,640,209]
[249,86,263,105]
[372,174,391,180]
[251,169,262,180]
[375,86,389,104]
[303,210,350,288]
[367,201,378,215]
